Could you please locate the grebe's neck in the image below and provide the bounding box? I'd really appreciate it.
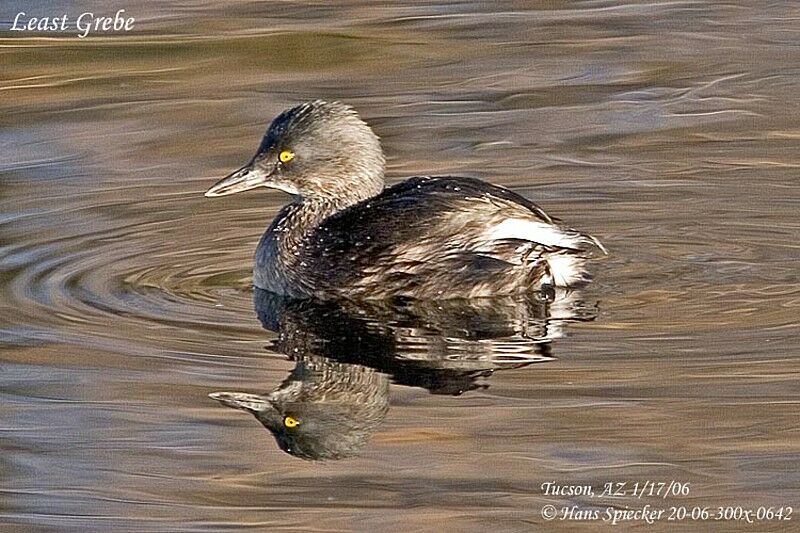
[294,165,384,211]
[291,196,349,232]
[256,193,375,296]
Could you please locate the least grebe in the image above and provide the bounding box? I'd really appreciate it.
[206,100,605,299]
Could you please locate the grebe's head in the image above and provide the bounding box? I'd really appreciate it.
[205,100,384,203]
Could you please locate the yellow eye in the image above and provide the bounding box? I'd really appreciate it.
[284,416,300,428]
[279,150,295,163]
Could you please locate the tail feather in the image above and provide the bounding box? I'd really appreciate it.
[584,232,608,255]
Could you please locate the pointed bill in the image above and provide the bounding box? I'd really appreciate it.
[209,391,270,413]
[205,164,272,197]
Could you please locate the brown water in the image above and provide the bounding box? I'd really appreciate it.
[2,1,799,531]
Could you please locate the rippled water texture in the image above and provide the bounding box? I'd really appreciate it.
[2,1,799,531]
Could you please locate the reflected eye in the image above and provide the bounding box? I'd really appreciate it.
[284,416,300,428]
[279,150,295,164]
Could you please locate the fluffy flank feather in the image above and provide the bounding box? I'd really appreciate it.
[546,253,590,286]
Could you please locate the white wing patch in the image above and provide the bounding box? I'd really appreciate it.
[483,218,597,286]
[485,218,585,249]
